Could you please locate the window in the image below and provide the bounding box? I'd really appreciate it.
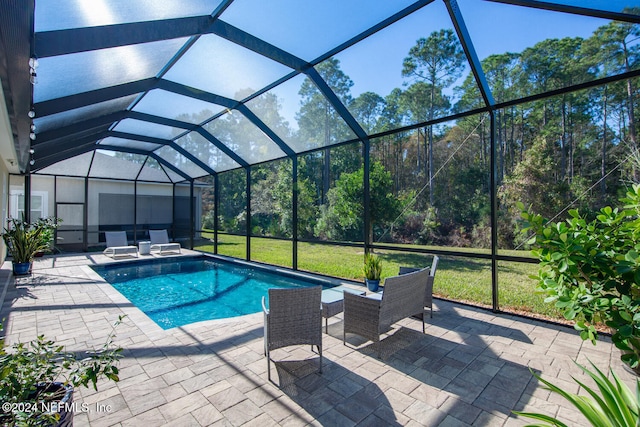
[10,191,49,220]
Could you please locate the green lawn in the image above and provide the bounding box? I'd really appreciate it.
[194,233,564,321]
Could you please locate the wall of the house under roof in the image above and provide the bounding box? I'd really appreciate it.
[0,162,7,263]
[87,180,183,246]
[0,89,14,264]
[9,175,200,249]
[175,183,200,240]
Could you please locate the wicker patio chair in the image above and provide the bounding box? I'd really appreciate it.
[399,255,439,318]
[262,286,323,382]
[343,267,428,358]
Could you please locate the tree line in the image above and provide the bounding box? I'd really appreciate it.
[191,13,639,250]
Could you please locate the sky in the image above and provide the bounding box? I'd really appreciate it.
[232,0,627,130]
[337,0,620,97]
[34,0,637,134]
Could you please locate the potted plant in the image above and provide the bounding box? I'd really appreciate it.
[363,253,382,292]
[0,316,125,426]
[1,216,59,275]
[34,217,60,256]
[520,184,640,373]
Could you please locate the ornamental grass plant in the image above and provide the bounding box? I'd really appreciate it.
[513,360,639,427]
[363,253,382,281]
[0,216,54,264]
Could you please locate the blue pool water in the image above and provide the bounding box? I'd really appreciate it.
[92,256,328,329]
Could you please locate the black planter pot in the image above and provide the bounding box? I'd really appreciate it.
[35,382,74,427]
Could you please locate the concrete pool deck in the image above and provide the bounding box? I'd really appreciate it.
[0,251,636,426]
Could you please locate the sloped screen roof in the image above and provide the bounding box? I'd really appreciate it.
[1,0,636,181]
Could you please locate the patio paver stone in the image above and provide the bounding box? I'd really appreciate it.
[0,252,636,426]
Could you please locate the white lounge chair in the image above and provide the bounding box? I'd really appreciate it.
[103,231,138,258]
[149,229,181,255]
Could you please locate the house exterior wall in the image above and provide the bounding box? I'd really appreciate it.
[0,161,8,263]
[0,86,17,265]
[9,175,201,248]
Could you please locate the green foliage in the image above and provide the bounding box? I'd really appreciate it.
[0,316,125,426]
[271,159,319,239]
[34,217,60,254]
[250,162,288,238]
[335,165,366,229]
[400,81,450,123]
[363,253,382,280]
[417,207,441,244]
[520,184,640,370]
[503,136,568,221]
[259,156,323,239]
[202,211,215,230]
[198,16,638,254]
[218,169,246,233]
[351,91,385,134]
[513,360,639,427]
[297,58,354,147]
[436,157,489,231]
[402,29,466,88]
[1,216,60,263]
[315,161,400,241]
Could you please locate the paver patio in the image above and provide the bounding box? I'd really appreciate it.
[0,252,635,426]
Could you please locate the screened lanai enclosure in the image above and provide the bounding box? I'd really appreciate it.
[0,0,639,317]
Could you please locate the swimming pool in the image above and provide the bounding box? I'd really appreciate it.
[92,256,332,329]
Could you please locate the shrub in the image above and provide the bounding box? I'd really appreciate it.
[520,184,640,371]
[0,316,125,426]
